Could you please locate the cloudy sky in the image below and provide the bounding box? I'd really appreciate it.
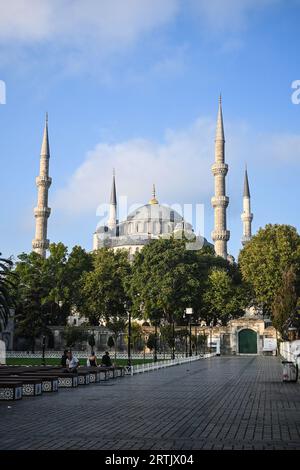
[1,0,300,260]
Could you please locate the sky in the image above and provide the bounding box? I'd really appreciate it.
[1,0,300,261]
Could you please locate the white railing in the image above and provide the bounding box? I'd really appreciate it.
[125,353,216,376]
[280,341,300,367]
[5,351,193,360]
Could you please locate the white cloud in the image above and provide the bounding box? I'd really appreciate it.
[52,114,300,220]
[0,0,179,45]
[188,0,281,33]
[52,117,215,216]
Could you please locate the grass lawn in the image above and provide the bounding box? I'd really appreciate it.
[5,357,158,367]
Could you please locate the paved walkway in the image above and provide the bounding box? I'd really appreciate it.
[0,356,299,450]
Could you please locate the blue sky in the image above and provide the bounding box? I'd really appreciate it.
[1,0,300,261]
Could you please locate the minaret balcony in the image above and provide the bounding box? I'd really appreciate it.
[34,207,51,218]
[211,196,229,208]
[241,213,253,222]
[211,163,228,176]
[241,235,251,246]
[36,176,52,188]
[211,230,230,241]
[32,239,50,249]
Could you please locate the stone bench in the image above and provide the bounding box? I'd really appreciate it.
[0,377,42,397]
[15,374,59,393]
[0,381,23,401]
[26,372,78,388]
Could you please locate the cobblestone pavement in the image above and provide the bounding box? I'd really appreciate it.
[0,356,299,450]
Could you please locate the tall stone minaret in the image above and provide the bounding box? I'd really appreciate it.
[107,170,117,231]
[32,113,52,258]
[241,167,253,246]
[211,95,230,259]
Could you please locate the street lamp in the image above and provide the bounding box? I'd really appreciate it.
[185,308,193,357]
[154,322,158,362]
[171,318,175,360]
[41,335,46,366]
[127,309,132,367]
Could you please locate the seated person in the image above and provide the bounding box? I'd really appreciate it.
[66,351,79,373]
[89,351,97,367]
[61,349,68,368]
[101,351,112,368]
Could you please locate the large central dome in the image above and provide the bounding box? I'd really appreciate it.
[93,180,212,256]
[119,203,192,237]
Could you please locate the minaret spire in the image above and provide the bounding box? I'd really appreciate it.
[32,113,52,257]
[211,96,230,259]
[107,170,117,231]
[241,166,253,246]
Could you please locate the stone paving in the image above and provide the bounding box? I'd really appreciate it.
[0,356,299,450]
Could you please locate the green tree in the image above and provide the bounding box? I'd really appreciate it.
[80,248,131,325]
[146,333,156,351]
[130,322,144,351]
[130,238,219,326]
[272,266,298,339]
[239,224,300,315]
[11,252,51,351]
[202,268,247,326]
[107,317,127,360]
[62,325,88,349]
[88,333,96,352]
[107,336,115,350]
[0,254,15,332]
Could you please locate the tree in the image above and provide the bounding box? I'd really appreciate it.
[272,267,298,339]
[146,333,156,351]
[106,317,127,360]
[202,268,247,326]
[239,224,300,315]
[0,254,14,332]
[80,248,131,325]
[130,322,144,351]
[107,336,115,350]
[11,252,51,351]
[130,238,218,326]
[44,243,93,325]
[88,333,96,352]
[62,325,88,349]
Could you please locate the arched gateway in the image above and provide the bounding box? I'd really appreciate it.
[238,328,257,354]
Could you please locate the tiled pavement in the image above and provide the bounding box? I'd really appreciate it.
[0,356,299,450]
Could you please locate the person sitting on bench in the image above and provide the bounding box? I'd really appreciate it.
[66,351,79,373]
[61,349,68,367]
[89,351,97,367]
[101,351,112,368]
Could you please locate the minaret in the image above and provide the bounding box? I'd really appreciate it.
[241,167,253,246]
[32,113,52,258]
[107,170,117,231]
[211,95,230,259]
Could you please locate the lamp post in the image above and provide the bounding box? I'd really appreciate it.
[154,322,158,362]
[210,320,213,353]
[42,335,46,366]
[171,318,175,360]
[185,308,193,357]
[127,309,132,367]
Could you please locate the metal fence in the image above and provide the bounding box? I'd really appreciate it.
[125,353,216,376]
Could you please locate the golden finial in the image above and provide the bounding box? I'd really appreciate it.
[149,184,158,205]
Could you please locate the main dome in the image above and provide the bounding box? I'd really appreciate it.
[118,203,192,237]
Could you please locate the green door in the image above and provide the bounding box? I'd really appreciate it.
[238,329,257,354]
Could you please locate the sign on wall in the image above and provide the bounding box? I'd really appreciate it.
[263,337,277,351]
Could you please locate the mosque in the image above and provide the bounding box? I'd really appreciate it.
[32,97,253,261]
[20,97,279,356]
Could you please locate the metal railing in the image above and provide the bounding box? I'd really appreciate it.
[125,353,216,376]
